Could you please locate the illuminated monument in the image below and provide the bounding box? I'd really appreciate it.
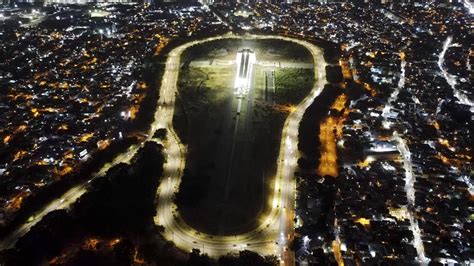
[234,49,256,97]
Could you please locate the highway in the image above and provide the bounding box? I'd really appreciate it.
[153,34,327,265]
[0,33,328,266]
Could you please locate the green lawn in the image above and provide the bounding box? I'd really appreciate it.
[274,68,315,104]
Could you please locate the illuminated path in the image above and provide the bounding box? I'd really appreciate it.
[153,34,327,265]
[0,34,328,266]
[438,36,473,112]
[463,0,474,14]
[381,47,428,264]
[379,47,428,264]
[394,133,430,265]
[0,144,141,251]
[382,51,406,129]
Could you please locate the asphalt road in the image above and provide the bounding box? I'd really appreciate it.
[438,36,474,112]
[0,33,328,266]
[153,34,328,265]
[0,144,141,250]
[394,133,430,265]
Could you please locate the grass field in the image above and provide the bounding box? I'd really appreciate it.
[173,39,315,235]
[275,68,314,104]
[181,39,313,63]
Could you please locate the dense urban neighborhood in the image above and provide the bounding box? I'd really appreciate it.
[0,1,472,265]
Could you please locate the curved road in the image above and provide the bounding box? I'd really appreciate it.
[0,34,328,266]
[153,34,327,265]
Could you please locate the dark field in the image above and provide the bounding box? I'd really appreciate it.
[174,39,314,235]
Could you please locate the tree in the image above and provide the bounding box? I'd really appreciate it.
[264,255,279,265]
[325,66,343,83]
[188,249,214,266]
[153,128,167,140]
[113,239,134,265]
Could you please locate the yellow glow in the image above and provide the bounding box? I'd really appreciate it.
[357,156,375,168]
[272,197,278,208]
[339,58,353,79]
[363,82,377,96]
[138,81,148,89]
[58,124,69,131]
[331,94,347,112]
[59,82,69,89]
[318,116,339,177]
[16,124,27,133]
[44,107,60,113]
[31,108,40,118]
[97,139,110,150]
[3,135,11,144]
[438,153,450,164]
[399,51,405,60]
[109,238,121,247]
[63,150,74,160]
[83,238,100,250]
[13,150,27,161]
[438,138,452,149]
[389,207,409,221]
[55,165,73,176]
[78,132,94,143]
[332,239,345,266]
[129,106,138,120]
[355,217,371,227]
[5,191,30,211]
